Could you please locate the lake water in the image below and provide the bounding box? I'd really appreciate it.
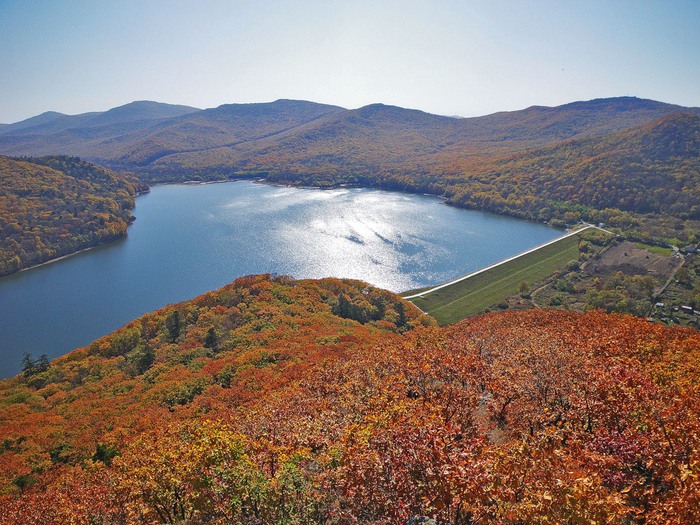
[0,181,561,377]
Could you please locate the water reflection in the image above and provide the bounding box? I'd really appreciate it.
[0,181,561,377]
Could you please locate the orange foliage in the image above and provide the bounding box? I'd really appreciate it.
[0,276,699,524]
[0,155,146,275]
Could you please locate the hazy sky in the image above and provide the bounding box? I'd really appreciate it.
[1,0,699,123]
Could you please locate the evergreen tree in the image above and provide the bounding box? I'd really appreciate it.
[165,310,181,342]
[204,326,218,350]
[36,354,50,373]
[21,353,35,377]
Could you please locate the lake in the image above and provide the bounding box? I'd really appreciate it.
[0,181,562,377]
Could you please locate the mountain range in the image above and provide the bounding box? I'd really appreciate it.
[2,97,698,179]
[2,96,699,244]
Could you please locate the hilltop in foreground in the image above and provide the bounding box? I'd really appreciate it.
[1,275,698,524]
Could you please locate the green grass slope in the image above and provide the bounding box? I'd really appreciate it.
[407,233,581,324]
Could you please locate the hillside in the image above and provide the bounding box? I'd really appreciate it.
[0,111,89,135]
[0,275,698,524]
[1,97,698,243]
[0,156,147,275]
[2,97,694,174]
[104,99,348,169]
[443,113,700,242]
[0,102,201,159]
[0,101,199,138]
[0,100,343,165]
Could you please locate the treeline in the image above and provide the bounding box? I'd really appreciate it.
[0,156,147,275]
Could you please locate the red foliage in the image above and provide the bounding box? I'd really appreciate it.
[0,278,698,524]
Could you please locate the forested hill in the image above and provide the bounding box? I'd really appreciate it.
[1,274,699,523]
[445,112,700,224]
[0,156,147,275]
[1,97,698,243]
[1,97,696,177]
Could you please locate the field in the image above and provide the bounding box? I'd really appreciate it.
[404,233,581,325]
[533,238,684,319]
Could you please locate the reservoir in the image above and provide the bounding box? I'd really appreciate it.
[0,181,562,377]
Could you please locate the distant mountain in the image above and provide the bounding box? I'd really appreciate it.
[0,99,343,165]
[119,97,700,181]
[0,102,200,156]
[1,96,698,242]
[1,96,696,173]
[0,102,199,139]
[138,102,465,178]
[103,99,347,167]
[83,100,201,128]
[0,112,104,138]
[444,96,700,149]
[0,110,73,135]
[446,112,700,222]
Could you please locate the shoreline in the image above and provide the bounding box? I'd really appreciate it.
[1,180,148,279]
[12,236,127,276]
[401,225,597,299]
[3,177,562,280]
[147,176,453,203]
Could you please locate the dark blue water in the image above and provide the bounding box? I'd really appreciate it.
[0,181,561,377]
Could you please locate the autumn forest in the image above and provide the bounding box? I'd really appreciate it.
[0,276,699,523]
[0,156,145,276]
[0,96,699,523]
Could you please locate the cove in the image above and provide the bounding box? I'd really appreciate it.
[0,181,562,378]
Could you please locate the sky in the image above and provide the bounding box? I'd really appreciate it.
[1,0,699,123]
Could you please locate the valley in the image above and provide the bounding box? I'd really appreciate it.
[2,97,698,246]
[0,181,561,378]
[0,96,698,524]
[1,96,698,371]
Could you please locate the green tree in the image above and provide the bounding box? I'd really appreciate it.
[124,344,155,376]
[36,354,50,373]
[675,266,692,287]
[92,443,120,465]
[204,326,218,350]
[21,353,35,377]
[165,310,181,342]
[12,474,35,492]
[518,280,531,298]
